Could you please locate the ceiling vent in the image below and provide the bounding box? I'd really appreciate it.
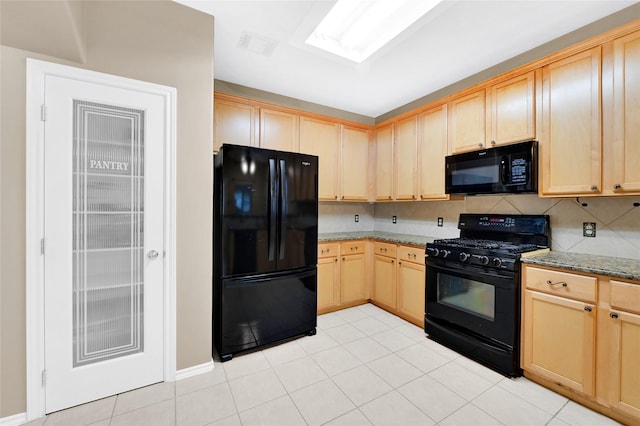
[237,31,277,57]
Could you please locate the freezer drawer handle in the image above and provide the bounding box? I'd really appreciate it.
[147,250,159,259]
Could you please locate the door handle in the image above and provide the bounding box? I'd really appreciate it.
[147,250,159,259]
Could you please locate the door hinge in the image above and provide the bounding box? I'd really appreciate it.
[42,370,46,386]
[41,104,47,122]
[41,238,45,255]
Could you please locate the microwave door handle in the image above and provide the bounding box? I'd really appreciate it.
[500,157,508,185]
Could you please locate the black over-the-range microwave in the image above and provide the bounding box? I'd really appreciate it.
[445,140,538,195]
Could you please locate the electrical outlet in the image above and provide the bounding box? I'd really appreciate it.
[392,215,397,224]
[354,214,359,223]
[437,217,443,227]
[583,222,596,237]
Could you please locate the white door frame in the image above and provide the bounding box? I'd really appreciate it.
[25,58,177,420]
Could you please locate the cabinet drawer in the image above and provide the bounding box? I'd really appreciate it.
[398,245,424,264]
[524,266,597,303]
[610,280,640,315]
[374,241,397,258]
[341,240,365,255]
[318,243,339,259]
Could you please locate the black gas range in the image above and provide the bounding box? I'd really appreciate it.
[424,214,550,377]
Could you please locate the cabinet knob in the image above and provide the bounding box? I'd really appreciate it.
[412,195,416,199]
[388,196,392,200]
[341,196,344,199]
[335,195,338,200]
[591,185,599,191]
[490,140,496,146]
[610,312,619,319]
[584,306,593,312]
[478,143,484,147]
[613,184,622,190]
[334,258,338,263]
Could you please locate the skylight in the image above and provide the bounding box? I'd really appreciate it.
[306,0,443,63]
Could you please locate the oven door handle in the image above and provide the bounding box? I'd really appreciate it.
[426,260,516,283]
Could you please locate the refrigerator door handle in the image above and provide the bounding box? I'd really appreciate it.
[268,158,277,261]
[279,159,287,260]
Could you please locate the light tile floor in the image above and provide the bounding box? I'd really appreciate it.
[25,304,621,426]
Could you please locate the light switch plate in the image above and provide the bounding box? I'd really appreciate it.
[583,222,596,237]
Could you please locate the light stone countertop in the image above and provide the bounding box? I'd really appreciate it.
[522,251,640,281]
[318,231,435,247]
[320,232,640,282]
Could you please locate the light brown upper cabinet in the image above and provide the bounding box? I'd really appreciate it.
[213,97,257,152]
[299,116,340,201]
[393,116,419,200]
[375,124,394,201]
[341,125,370,201]
[604,29,640,195]
[260,108,299,152]
[488,71,536,146]
[448,90,487,153]
[540,47,602,196]
[418,104,449,200]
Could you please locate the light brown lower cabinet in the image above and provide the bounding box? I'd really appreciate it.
[317,243,339,313]
[396,246,426,326]
[372,242,397,310]
[317,240,369,314]
[521,264,640,425]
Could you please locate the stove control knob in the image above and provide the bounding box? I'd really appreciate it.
[441,250,451,258]
[459,252,470,262]
[427,248,439,257]
[479,255,490,265]
[492,258,503,267]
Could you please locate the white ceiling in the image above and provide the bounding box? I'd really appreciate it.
[176,0,637,118]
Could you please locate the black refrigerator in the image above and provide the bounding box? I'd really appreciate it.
[213,144,318,361]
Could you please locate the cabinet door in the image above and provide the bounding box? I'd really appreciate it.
[609,30,640,194]
[340,254,366,305]
[213,98,256,152]
[318,256,340,313]
[448,90,486,153]
[489,71,536,146]
[540,47,602,195]
[608,309,640,418]
[375,124,394,200]
[522,290,596,396]
[341,126,370,201]
[373,255,396,309]
[397,260,425,326]
[418,104,449,200]
[394,116,418,200]
[260,108,299,152]
[299,116,340,200]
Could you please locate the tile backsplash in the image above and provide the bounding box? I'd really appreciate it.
[319,195,640,260]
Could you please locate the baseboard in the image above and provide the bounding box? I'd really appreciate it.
[0,412,27,426]
[175,359,214,381]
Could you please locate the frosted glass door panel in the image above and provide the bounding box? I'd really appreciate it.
[73,101,145,367]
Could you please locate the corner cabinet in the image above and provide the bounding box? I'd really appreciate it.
[522,264,640,425]
[540,47,602,196]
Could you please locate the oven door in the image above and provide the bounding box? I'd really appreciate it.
[425,259,519,349]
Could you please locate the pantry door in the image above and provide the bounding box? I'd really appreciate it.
[38,64,170,413]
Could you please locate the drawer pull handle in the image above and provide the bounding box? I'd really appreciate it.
[584,306,593,312]
[610,312,619,319]
[546,280,567,287]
